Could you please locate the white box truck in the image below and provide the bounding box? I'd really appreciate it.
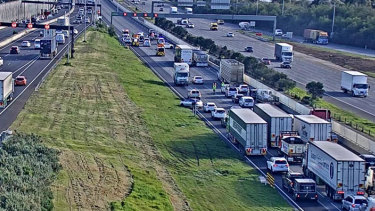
[174,45,193,65]
[303,141,365,201]
[341,71,369,97]
[192,50,208,67]
[173,63,189,86]
[0,72,14,108]
[294,115,332,142]
[253,103,293,148]
[274,43,293,62]
[227,108,267,156]
[218,59,244,85]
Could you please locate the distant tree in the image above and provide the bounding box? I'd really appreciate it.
[306,81,325,99]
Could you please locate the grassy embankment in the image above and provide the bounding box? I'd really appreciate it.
[11,30,292,210]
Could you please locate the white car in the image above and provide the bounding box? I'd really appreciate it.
[275,29,283,36]
[221,83,229,93]
[34,39,41,49]
[85,17,90,23]
[164,42,174,49]
[342,195,368,211]
[192,76,203,84]
[239,96,254,108]
[267,157,289,173]
[227,32,234,37]
[21,41,31,47]
[225,87,238,98]
[238,84,249,94]
[188,89,201,98]
[180,98,203,108]
[0,56,3,66]
[211,108,226,119]
[203,102,217,112]
[73,29,78,35]
[143,39,151,47]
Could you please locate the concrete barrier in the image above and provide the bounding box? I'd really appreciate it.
[0,7,75,49]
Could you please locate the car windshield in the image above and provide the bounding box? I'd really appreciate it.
[11,47,17,50]
[299,184,315,192]
[229,88,237,91]
[16,78,24,81]
[355,199,367,204]
[354,84,369,89]
[275,160,287,164]
[195,77,202,80]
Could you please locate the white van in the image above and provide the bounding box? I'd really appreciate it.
[34,39,41,49]
[56,33,65,44]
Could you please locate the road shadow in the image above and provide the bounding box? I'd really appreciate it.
[325,91,353,98]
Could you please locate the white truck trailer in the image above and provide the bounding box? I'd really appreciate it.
[173,63,189,86]
[0,72,14,108]
[278,131,306,163]
[341,71,369,97]
[174,45,193,65]
[227,108,267,156]
[294,115,332,142]
[274,43,293,62]
[303,141,365,201]
[253,103,293,148]
[192,50,208,67]
[218,59,244,85]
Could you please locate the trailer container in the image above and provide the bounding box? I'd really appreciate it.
[218,59,244,85]
[0,72,14,108]
[294,115,332,142]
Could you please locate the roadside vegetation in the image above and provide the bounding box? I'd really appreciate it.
[0,134,61,210]
[11,30,292,210]
[155,17,375,136]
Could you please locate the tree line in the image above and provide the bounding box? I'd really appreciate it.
[193,0,375,49]
[0,134,61,210]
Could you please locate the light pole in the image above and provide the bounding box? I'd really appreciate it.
[256,0,259,15]
[84,0,87,42]
[331,1,336,39]
[282,0,285,15]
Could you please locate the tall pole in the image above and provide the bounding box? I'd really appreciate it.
[282,0,285,15]
[67,3,71,62]
[256,0,259,15]
[84,0,87,42]
[331,1,336,39]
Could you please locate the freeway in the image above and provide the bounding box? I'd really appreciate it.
[0,7,71,43]
[0,7,89,131]
[129,0,375,124]
[101,0,343,210]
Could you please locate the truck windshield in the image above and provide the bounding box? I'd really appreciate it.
[177,73,188,77]
[354,84,369,89]
[282,52,293,56]
[299,184,315,192]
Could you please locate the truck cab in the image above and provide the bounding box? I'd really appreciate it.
[282,172,304,193]
[210,23,218,31]
[292,179,318,201]
[174,63,189,86]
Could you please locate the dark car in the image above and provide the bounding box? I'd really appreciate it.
[292,179,318,201]
[360,154,375,170]
[280,61,292,69]
[245,46,253,52]
[232,93,244,103]
[282,172,304,193]
[10,46,20,54]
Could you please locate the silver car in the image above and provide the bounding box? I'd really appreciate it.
[342,195,367,211]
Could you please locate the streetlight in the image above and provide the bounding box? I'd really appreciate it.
[84,0,87,42]
[331,0,336,39]
[256,0,259,15]
[282,0,285,15]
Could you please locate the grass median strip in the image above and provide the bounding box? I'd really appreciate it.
[11,30,292,210]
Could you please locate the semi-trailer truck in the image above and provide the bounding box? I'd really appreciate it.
[227,108,267,156]
[303,29,329,45]
[294,115,332,142]
[174,45,193,65]
[0,72,14,108]
[303,141,365,200]
[253,103,293,148]
[218,59,244,85]
[192,50,208,67]
[174,62,189,85]
[341,71,369,97]
[274,43,293,62]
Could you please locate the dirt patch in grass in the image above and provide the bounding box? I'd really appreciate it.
[292,43,375,74]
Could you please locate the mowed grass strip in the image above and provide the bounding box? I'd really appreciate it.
[12,30,292,211]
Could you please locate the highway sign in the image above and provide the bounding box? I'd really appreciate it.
[27,23,33,29]
[45,24,50,30]
[11,22,17,28]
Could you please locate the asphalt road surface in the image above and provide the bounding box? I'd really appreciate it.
[129,0,375,124]
[101,0,345,210]
[0,8,89,131]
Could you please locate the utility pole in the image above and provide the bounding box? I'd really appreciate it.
[84,0,87,42]
[256,0,259,15]
[282,0,285,15]
[331,1,336,39]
